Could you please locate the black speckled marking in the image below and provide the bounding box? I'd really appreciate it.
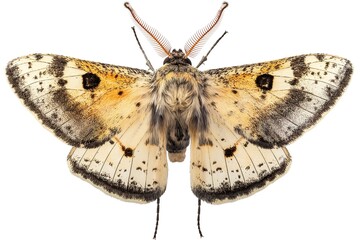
[50,90,115,148]
[57,78,68,87]
[82,73,101,90]
[48,56,68,78]
[256,74,273,91]
[34,54,43,60]
[290,55,309,78]
[192,157,290,203]
[6,64,20,86]
[224,146,236,157]
[234,125,244,136]
[68,160,162,202]
[288,78,299,86]
[315,53,325,61]
[124,148,133,157]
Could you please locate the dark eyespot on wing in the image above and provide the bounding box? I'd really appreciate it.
[255,74,273,90]
[124,147,134,157]
[82,72,101,90]
[224,145,236,157]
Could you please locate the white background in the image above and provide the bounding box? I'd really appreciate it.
[1,0,359,239]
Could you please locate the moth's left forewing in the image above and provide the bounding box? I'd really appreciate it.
[204,54,352,148]
[7,54,153,148]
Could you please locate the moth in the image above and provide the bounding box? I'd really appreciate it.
[6,1,352,238]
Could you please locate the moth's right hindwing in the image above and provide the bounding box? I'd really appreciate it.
[190,110,291,204]
[6,54,153,148]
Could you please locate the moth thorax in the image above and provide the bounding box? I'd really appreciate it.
[163,78,196,114]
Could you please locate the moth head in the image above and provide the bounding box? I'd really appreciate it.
[125,2,228,65]
[163,49,192,66]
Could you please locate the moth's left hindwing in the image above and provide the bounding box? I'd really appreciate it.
[6,54,153,148]
[68,114,168,203]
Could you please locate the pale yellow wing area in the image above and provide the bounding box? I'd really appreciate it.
[191,109,291,204]
[204,54,352,148]
[68,111,167,203]
[7,54,153,148]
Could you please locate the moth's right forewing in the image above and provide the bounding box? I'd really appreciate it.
[204,54,352,148]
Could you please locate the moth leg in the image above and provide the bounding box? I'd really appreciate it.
[153,198,160,239]
[197,198,204,237]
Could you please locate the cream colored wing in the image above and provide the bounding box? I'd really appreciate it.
[204,54,352,148]
[7,54,153,148]
[68,111,167,203]
[190,110,291,204]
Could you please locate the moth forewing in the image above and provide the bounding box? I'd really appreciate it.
[204,54,352,149]
[6,54,153,148]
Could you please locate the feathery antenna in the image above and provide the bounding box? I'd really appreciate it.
[184,2,228,58]
[124,2,172,57]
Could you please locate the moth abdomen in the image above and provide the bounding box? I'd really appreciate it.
[166,120,190,162]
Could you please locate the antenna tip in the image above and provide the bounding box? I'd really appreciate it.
[124,2,132,10]
[222,2,229,9]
